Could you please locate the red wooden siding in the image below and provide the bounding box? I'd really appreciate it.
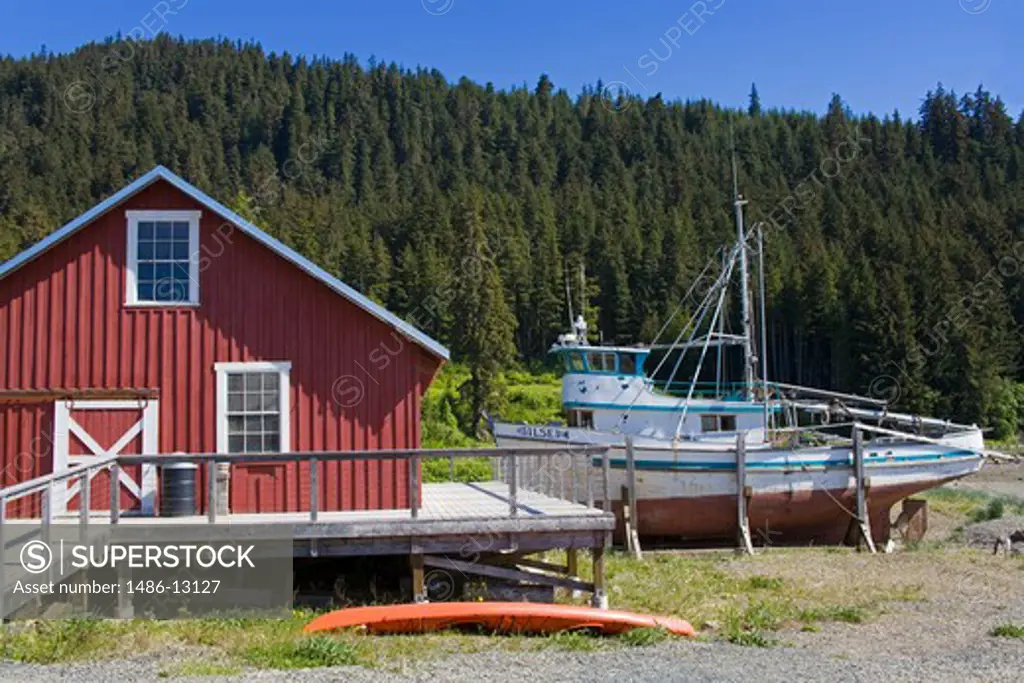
[0,180,442,516]
[0,403,53,517]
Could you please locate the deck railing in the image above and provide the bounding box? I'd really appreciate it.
[0,445,613,531]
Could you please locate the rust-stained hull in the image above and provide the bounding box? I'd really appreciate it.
[613,477,962,545]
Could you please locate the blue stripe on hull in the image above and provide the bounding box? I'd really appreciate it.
[592,450,979,473]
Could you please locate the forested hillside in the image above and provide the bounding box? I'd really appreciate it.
[1,37,1023,435]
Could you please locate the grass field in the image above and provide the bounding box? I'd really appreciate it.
[0,543,960,672]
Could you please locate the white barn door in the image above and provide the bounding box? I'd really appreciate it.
[52,399,158,515]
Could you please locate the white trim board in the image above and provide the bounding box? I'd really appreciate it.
[51,399,158,515]
[0,166,449,360]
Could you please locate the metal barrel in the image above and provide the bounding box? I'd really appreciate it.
[159,461,198,517]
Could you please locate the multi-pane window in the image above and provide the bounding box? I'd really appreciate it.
[136,220,191,302]
[126,210,200,305]
[225,372,281,453]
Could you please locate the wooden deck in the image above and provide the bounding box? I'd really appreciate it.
[3,481,614,556]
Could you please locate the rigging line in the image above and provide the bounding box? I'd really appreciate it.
[646,248,735,385]
[673,251,739,439]
[614,247,739,430]
[660,244,741,392]
[647,244,725,348]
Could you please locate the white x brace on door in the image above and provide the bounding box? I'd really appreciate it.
[51,399,158,515]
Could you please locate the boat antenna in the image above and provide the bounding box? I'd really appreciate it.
[731,125,755,399]
[579,263,586,325]
[564,263,575,330]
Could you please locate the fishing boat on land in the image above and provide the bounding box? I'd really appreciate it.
[491,182,985,546]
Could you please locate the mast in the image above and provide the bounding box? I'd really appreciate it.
[731,147,755,398]
[757,223,770,432]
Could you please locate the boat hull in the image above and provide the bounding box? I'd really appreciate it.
[492,423,983,545]
[614,476,959,545]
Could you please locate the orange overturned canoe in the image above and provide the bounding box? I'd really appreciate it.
[304,602,694,637]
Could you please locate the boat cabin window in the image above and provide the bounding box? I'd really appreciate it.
[619,353,637,375]
[587,352,617,372]
[701,415,738,432]
[567,410,594,428]
[565,352,586,372]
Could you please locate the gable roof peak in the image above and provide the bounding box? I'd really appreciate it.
[0,166,449,360]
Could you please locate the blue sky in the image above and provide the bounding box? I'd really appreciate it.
[2,0,1020,119]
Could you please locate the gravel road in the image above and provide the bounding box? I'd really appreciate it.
[2,634,1023,683]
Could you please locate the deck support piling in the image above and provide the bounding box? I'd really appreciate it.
[736,432,754,554]
[591,544,608,609]
[567,547,583,599]
[852,427,877,554]
[410,552,427,603]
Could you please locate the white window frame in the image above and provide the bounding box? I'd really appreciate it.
[125,209,202,306]
[214,361,292,455]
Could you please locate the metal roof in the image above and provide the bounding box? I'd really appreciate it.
[0,166,450,360]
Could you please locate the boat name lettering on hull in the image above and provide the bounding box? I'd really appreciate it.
[516,426,571,440]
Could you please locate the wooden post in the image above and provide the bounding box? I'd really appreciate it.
[79,468,90,539]
[410,553,426,603]
[409,455,420,519]
[586,452,594,509]
[109,462,120,525]
[309,456,319,523]
[570,452,578,503]
[852,427,877,553]
[625,437,642,559]
[216,463,231,516]
[41,487,53,586]
[601,448,612,549]
[207,460,218,523]
[508,452,518,517]
[79,467,91,612]
[591,545,608,609]
[736,432,754,554]
[601,449,611,513]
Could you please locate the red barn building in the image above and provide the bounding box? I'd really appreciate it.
[0,166,448,518]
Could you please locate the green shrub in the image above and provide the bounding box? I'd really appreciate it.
[991,623,1024,639]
